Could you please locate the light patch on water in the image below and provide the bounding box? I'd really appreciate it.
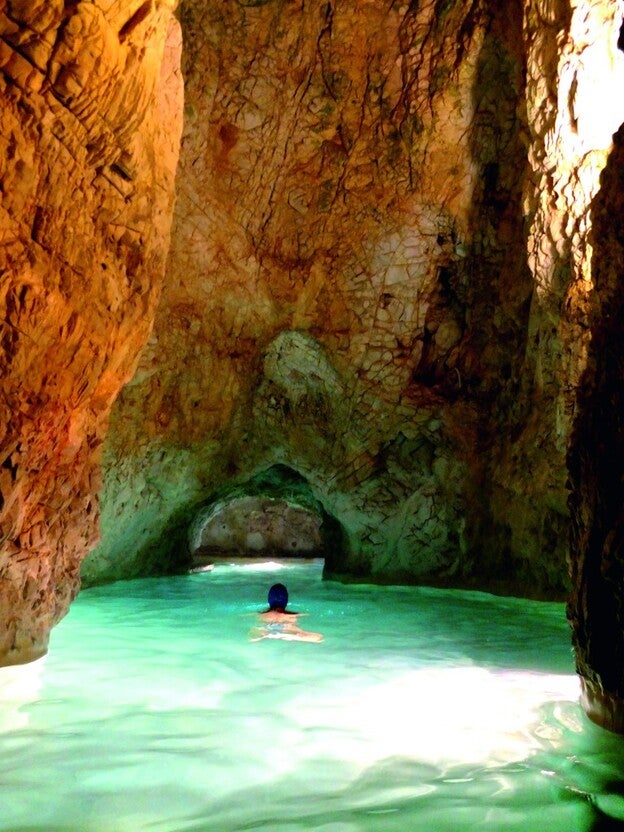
[285,667,581,773]
[227,559,292,572]
[0,657,45,732]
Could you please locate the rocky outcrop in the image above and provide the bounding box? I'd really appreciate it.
[0,1,183,664]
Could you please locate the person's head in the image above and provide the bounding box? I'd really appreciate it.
[267,583,288,611]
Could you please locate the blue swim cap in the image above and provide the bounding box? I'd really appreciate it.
[268,583,288,610]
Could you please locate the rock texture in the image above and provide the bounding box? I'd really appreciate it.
[91,0,547,594]
[497,0,624,595]
[0,1,183,664]
[90,0,624,607]
[524,0,624,730]
[94,0,513,587]
[190,495,323,559]
[568,120,624,733]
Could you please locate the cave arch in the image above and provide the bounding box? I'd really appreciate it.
[188,465,347,567]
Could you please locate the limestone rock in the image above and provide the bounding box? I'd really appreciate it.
[93,0,530,591]
[0,1,183,664]
[190,495,323,558]
[568,120,624,732]
[92,0,624,607]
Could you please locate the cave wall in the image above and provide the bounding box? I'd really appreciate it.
[90,0,624,597]
[91,0,546,592]
[89,0,500,586]
[484,0,624,591]
[190,495,323,558]
[568,121,624,733]
[0,1,183,664]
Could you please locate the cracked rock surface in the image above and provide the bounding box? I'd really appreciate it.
[94,0,589,598]
[0,0,183,664]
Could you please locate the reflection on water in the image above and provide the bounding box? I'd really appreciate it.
[1,559,624,831]
[0,658,44,733]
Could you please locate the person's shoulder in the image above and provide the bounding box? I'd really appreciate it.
[259,610,288,622]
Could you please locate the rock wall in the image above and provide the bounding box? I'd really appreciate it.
[190,495,323,558]
[0,1,183,664]
[92,0,538,592]
[89,0,623,607]
[568,121,624,732]
[483,0,624,593]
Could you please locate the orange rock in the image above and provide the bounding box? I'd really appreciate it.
[0,1,183,665]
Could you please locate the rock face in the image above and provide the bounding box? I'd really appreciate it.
[95,0,519,587]
[568,121,624,733]
[190,495,323,559]
[88,0,624,608]
[498,0,624,596]
[0,1,183,664]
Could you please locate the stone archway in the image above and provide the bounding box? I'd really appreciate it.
[188,464,346,565]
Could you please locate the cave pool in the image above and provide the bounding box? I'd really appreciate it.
[1,559,624,831]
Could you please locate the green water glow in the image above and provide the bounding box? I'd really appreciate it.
[1,560,624,831]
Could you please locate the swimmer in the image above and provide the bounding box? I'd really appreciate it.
[249,583,324,643]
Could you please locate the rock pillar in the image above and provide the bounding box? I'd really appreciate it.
[0,1,183,664]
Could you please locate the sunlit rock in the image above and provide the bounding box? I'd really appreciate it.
[485,0,624,598]
[0,1,183,664]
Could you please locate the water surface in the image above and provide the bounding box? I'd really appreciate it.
[1,560,624,831]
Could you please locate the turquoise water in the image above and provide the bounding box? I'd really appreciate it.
[1,559,624,831]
